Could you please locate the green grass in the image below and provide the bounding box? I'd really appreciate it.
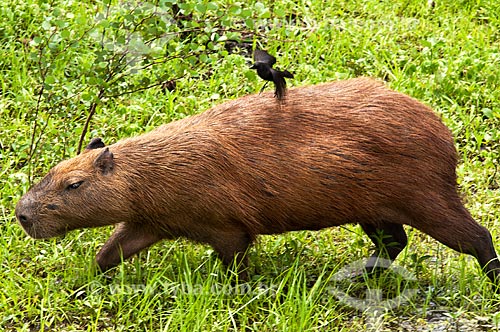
[1,0,500,331]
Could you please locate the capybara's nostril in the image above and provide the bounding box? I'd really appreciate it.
[17,214,32,228]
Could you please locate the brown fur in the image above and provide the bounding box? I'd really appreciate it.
[15,78,500,283]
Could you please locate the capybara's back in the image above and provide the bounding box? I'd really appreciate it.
[15,78,500,284]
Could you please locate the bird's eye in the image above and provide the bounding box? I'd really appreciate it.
[67,181,84,190]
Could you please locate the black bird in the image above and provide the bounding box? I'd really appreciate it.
[250,49,294,100]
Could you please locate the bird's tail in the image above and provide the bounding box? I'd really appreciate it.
[272,69,294,100]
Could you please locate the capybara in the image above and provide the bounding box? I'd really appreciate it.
[15,78,500,284]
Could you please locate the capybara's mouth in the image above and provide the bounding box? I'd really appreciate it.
[18,220,67,240]
[20,225,46,239]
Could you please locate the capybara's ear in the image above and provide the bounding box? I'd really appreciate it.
[85,137,105,151]
[94,148,114,175]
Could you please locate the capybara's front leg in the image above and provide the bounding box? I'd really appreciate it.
[209,231,253,281]
[96,222,162,272]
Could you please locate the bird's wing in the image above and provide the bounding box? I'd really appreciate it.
[253,49,276,66]
[282,70,294,79]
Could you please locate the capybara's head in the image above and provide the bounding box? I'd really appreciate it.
[15,138,130,239]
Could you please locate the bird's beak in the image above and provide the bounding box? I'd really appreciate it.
[250,64,256,69]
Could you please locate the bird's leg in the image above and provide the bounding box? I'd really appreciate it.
[259,81,269,94]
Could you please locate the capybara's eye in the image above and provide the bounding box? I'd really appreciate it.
[67,181,84,190]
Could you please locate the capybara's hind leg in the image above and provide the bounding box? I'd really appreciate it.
[416,200,500,285]
[426,222,500,284]
[360,223,408,274]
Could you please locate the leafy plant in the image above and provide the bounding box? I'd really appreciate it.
[21,0,282,182]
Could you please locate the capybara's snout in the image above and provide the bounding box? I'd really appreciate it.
[15,195,35,234]
[15,194,57,239]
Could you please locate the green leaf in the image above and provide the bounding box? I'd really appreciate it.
[194,3,206,14]
[98,19,109,28]
[45,76,56,85]
[482,108,493,119]
[207,2,218,11]
[245,70,256,80]
[54,20,68,29]
[81,91,94,101]
[245,18,254,29]
[260,10,271,19]
[254,2,266,13]
[185,55,195,65]
[199,53,208,63]
[60,30,71,39]
[229,5,242,15]
[274,7,286,18]
[240,8,252,18]
[41,20,52,30]
[31,37,43,46]
[178,3,194,13]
